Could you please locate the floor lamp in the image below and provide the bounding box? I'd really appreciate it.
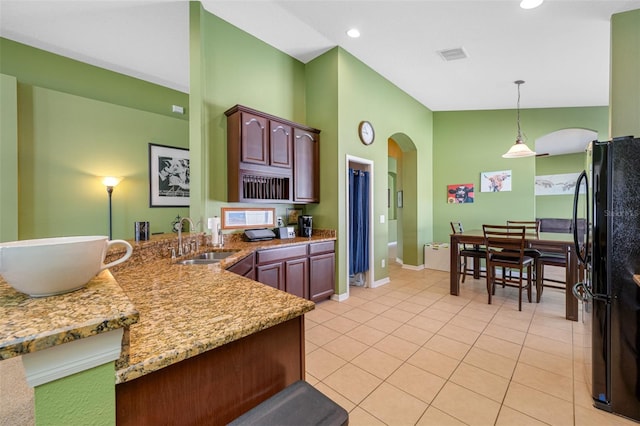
[102,177,122,240]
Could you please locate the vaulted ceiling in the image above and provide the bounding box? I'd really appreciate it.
[1,0,638,112]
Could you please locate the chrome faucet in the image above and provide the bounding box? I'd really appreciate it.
[177,217,195,256]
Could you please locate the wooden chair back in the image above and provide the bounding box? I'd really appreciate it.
[450,221,464,234]
[483,225,527,264]
[507,220,540,238]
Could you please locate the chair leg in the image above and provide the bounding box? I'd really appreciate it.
[536,262,543,303]
[518,276,522,311]
[486,267,493,305]
[461,256,467,283]
[526,266,532,303]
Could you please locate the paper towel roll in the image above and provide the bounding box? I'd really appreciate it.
[208,217,221,244]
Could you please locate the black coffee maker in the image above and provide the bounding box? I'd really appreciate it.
[298,215,313,237]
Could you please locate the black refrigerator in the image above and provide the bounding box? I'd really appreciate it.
[573,135,640,422]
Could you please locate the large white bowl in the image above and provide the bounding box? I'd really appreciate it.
[0,236,132,297]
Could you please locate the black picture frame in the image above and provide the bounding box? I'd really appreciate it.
[148,143,190,207]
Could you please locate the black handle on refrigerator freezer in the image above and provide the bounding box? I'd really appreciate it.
[573,170,589,265]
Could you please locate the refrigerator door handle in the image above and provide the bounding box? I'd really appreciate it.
[572,281,593,303]
[573,170,589,265]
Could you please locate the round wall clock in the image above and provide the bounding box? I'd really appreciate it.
[358,121,375,145]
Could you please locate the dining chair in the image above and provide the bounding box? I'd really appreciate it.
[535,248,567,302]
[450,222,486,284]
[534,221,585,302]
[483,224,535,311]
[506,220,542,283]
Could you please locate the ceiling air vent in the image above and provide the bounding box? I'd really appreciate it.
[437,47,468,61]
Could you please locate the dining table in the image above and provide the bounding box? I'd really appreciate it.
[449,229,581,321]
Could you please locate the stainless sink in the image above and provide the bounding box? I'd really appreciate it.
[176,250,238,265]
[177,258,219,265]
[195,251,238,261]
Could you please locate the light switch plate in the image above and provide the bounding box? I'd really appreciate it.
[380,215,385,223]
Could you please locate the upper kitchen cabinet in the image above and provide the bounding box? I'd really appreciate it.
[293,128,319,203]
[225,105,320,204]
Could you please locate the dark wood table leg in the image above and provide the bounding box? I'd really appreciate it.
[473,251,480,279]
[450,235,460,295]
[565,244,579,321]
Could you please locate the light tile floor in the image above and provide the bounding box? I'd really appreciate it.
[305,262,637,426]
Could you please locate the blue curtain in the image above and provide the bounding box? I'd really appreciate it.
[349,168,370,275]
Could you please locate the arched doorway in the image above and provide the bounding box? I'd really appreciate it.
[389,133,421,268]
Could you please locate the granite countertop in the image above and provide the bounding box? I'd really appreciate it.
[112,260,314,383]
[0,270,139,360]
[0,231,330,384]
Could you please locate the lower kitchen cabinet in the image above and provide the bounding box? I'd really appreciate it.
[231,241,334,301]
[227,252,255,280]
[309,247,335,302]
[256,262,284,290]
[284,257,309,299]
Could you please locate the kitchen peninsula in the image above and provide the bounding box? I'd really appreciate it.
[0,232,335,425]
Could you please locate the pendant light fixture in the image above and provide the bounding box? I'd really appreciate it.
[502,80,536,158]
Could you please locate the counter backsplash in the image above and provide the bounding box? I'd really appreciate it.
[105,229,336,272]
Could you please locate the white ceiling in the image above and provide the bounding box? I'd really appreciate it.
[2,0,639,112]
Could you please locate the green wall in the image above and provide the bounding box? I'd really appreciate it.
[535,152,585,219]
[189,4,308,231]
[0,73,19,242]
[191,6,433,293]
[0,39,189,240]
[0,38,188,120]
[611,9,640,138]
[305,48,433,292]
[34,363,115,426]
[433,106,608,242]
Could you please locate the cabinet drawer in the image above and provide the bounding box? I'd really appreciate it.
[309,241,335,255]
[257,245,308,264]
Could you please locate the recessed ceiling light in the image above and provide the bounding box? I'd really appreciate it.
[347,28,360,38]
[520,0,544,9]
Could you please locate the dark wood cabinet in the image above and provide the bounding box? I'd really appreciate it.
[241,241,334,301]
[269,121,293,169]
[256,245,307,292]
[240,111,269,166]
[285,257,309,299]
[293,128,319,203]
[226,105,319,204]
[256,262,284,290]
[227,252,255,280]
[116,317,304,426]
[309,242,335,302]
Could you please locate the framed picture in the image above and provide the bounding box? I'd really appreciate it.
[287,208,302,225]
[480,170,512,192]
[535,172,583,195]
[149,143,190,207]
[447,183,474,203]
[221,207,275,229]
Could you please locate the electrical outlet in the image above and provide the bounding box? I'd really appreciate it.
[382,259,386,268]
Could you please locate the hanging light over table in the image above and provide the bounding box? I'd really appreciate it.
[502,80,536,158]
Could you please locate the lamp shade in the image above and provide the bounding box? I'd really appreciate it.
[101,176,123,187]
[502,139,536,158]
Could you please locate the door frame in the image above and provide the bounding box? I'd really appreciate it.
[345,154,375,294]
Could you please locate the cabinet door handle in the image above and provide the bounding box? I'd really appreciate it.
[245,118,264,129]
[273,125,289,136]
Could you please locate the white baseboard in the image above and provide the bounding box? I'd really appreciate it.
[372,277,390,288]
[402,264,424,271]
[331,292,349,302]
